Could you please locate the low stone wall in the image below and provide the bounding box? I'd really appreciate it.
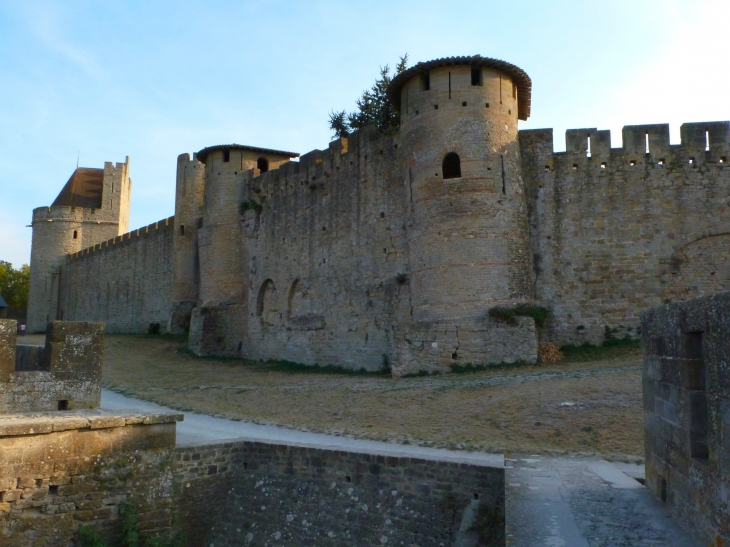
[0,418,505,546]
[173,440,505,547]
[642,291,730,545]
[0,320,104,413]
[0,410,181,546]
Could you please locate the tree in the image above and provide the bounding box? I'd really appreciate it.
[328,54,408,138]
[0,261,30,309]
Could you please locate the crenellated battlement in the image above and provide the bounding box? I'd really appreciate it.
[520,121,730,167]
[68,216,174,260]
[242,126,394,202]
[32,205,116,221]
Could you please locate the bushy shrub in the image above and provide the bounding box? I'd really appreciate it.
[488,304,551,328]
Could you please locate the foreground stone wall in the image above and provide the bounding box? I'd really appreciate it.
[642,291,730,545]
[522,122,730,346]
[0,411,181,546]
[0,320,103,413]
[60,218,175,334]
[0,416,505,546]
[174,440,505,547]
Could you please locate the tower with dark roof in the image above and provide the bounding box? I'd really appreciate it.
[26,158,131,332]
[170,145,299,348]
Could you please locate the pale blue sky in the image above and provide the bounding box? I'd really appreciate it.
[1,0,729,267]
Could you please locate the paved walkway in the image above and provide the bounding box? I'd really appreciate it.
[101,389,701,547]
[506,455,700,546]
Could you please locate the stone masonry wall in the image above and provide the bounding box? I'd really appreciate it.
[641,291,730,545]
[0,423,505,546]
[234,129,412,370]
[521,121,730,346]
[173,440,506,547]
[0,320,103,413]
[60,217,175,333]
[0,411,181,547]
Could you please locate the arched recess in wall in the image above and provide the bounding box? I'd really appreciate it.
[287,278,300,318]
[257,157,269,173]
[442,152,461,179]
[663,233,730,300]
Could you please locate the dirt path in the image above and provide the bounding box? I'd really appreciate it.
[95,335,645,459]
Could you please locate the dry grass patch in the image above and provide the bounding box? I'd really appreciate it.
[101,334,644,459]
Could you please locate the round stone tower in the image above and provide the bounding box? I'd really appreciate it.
[187,144,298,354]
[27,159,131,332]
[389,56,534,321]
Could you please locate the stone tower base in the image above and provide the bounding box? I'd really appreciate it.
[393,316,537,377]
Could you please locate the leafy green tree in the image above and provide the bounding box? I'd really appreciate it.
[329,54,408,138]
[0,261,30,309]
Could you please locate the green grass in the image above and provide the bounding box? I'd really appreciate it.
[449,360,532,374]
[488,304,551,328]
[560,337,640,362]
[175,344,390,376]
[263,359,388,376]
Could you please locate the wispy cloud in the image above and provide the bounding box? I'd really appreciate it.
[20,2,107,81]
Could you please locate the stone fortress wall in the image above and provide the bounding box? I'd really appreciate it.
[26,55,730,374]
[522,122,730,346]
[59,217,175,333]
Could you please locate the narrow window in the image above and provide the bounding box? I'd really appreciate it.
[222,150,230,162]
[422,72,430,91]
[257,157,269,173]
[705,130,710,151]
[448,72,451,99]
[587,135,592,158]
[646,132,650,154]
[442,152,461,179]
[180,225,185,236]
[73,230,78,239]
[471,67,482,86]
[685,332,709,460]
[501,155,506,194]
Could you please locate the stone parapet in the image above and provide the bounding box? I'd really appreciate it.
[173,439,505,547]
[0,409,181,545]
[0,320,104,413]
[642,291,730,545]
